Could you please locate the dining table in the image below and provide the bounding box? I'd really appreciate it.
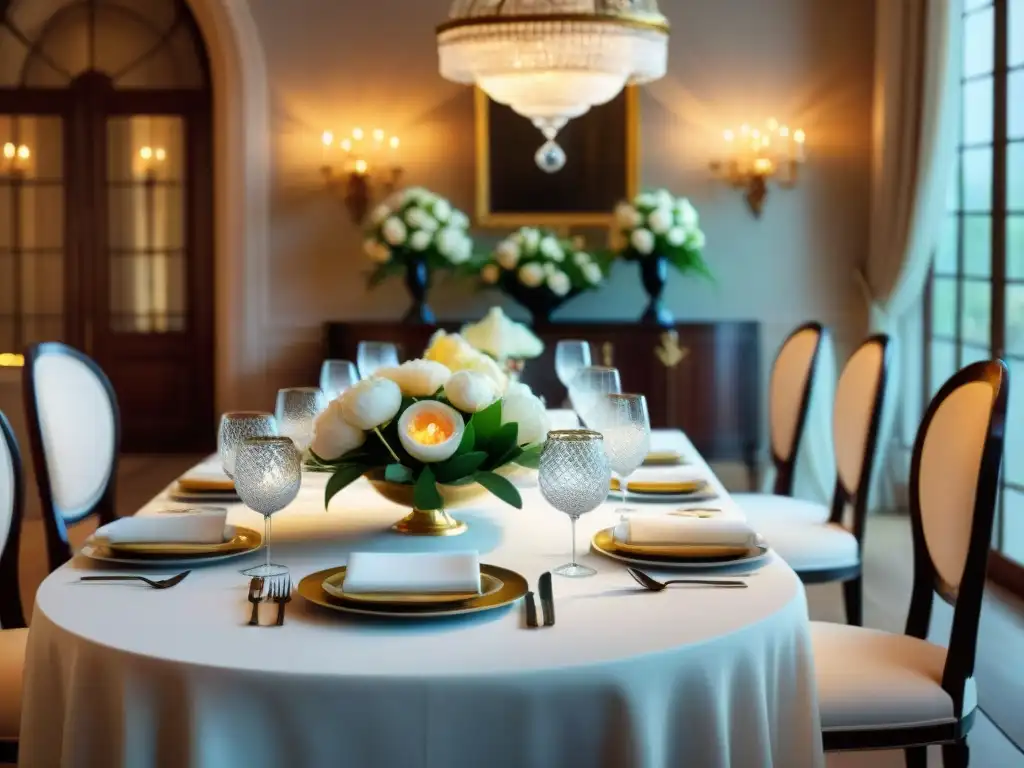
[18,429,824,768]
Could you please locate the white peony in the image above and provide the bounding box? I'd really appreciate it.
[376,359,452,397]
[573,251,591,266]
[630,228,655,255]
[501,391,549,445]
[685,229,707,249]
[505,381,533,398]
[547,269,571,296]
[432,198,452,223]
[364,239,390,263]
[496,239,521,269]
[543,262,557,277]
[520,227,541,252]
[614,202,642,229]
[666,227,686,247]
[655,188,675,209]
[369,204,391,225]
[449,210,470,229]
[648,206,674,235]
[635,192,657,209]
[409,230,432,251]
[447,233,472,264]
[539,237,564,262]
[381,217,407,247]
[582,262,603,285]
[676,198,699,230]
[404,207,436,231]
[518,262,545,288]
[458,350,508,391]
[461,306,543,359]
[444,370,500,413]
[338,377,402,430]
[311,400,366,460]
[481,264,500,284]
[436,228,467,261]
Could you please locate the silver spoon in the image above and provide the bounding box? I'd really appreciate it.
[79,570,192,589]
[627,567,747,590]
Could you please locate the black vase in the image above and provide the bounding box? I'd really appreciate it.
[500,275,577,325]
[402,257,435,324]
[639,253,674,327]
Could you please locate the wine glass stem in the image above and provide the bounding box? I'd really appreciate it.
[264,514,272,569]
[570,515,578,566]
[621,473,630,509]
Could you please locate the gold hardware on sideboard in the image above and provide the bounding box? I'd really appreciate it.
[655,331,688,368]
[601,341,614,367]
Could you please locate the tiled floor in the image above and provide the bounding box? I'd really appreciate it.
[10,457,1024,767]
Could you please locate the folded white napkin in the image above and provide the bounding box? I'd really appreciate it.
[546,409,580,431]
[343,552,481,594]
[613,513,755,547]
[177,464,234,491]
[626,465,708,485]
[96,508,229,544]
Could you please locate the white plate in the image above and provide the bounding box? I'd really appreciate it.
[79,541,258,568]
[591,532,771,570]
[608,490,719,504]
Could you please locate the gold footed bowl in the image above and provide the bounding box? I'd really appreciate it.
[365,468,489,536]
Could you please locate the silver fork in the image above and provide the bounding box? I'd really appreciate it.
[271,576,292,626]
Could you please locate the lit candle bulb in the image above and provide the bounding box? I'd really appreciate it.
[139,146,153,160]
[397,401,465,463]
[15,145,28,161]
[389,135,400,150]
[2,143,14,159]
[372,128,385,143]
[352,127,364,141]
[354,158,368,174]
[154,147,166,162]
[793,129,806,162]
[340,138,353,153]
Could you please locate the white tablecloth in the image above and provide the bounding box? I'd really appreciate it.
[20,431,823,768]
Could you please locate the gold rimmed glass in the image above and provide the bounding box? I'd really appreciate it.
[235,436,302,578]
[217,411,278,479]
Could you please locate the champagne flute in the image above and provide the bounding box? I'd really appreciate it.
[357,341,399,379]
[568,366,622,428]
[274,387,327,455]
[235,436,302,578]
[589,393,651,512]
[555,340,591,397]
[217,411,278,479]
[539,430,610,578]
[319,359,359,401]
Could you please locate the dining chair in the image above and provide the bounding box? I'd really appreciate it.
[0,409,28,764]
[23,342,120,572]
[811,359,1007,768]
[736,335,891,625]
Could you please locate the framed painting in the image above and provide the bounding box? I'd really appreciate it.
[474,86,639,229]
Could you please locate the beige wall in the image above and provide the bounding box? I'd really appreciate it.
[246,0,875,397]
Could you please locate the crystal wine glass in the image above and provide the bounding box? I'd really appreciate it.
[539,429,611,578]
[319,359,359,401]
[589,393,651,513]
[274,387,327,455]
[568,366,622,428]
[217,411,278,479]
[235,436,302,578]
[357,341,399,379]
[555,340,591,391]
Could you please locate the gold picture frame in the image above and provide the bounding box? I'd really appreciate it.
[474,86,640,230]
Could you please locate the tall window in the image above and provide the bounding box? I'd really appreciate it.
[925,0,1024,577]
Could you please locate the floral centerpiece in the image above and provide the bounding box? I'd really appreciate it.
[615,189,710,327]
[478,227,608,324]
[312,352,547,536]
[364,186,473,324]
[461,307,543,382]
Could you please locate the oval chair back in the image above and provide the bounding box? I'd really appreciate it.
[0,411,25,629]
[23,343,120,571]
[768,322,828,496]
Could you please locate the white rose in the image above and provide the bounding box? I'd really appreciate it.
[543,262,557,277]
[435,228,465,260]
[518,262,545,288]
[676,198,699,229]
[655,189,675,209]
[630,228,655,255]
[666,227,686,247]
[405,207,438,232]
[381,217,407,247]
[635,192,657,209]
[432,198,452,223]
[505,381,533,398]
[539,237,564,262]
[376,359,452,397]
[547,269,571,296]
[648,206,674,235]
[583,262,603,285]
[573,251,591,266]
[481,264,500,284]
[501,391,549,445]
[614,202,641,229]
[496,239,521,269]
[338,377,402,430]
[449,210,470,229]
[445,233,472,264]
[458,349,508,391]
[444,370,499,413]
[686,229,706,250]
[520,227,541,252]
[364,239,390,263]
[369,204,391,225]
[311,401,366,460]
[409,230,432,251]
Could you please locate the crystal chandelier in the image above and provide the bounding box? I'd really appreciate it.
[437,1,669,172]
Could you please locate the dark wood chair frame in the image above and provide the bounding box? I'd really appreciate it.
[822,359,1008,768]
[23,342,120,572]
[0,412,24,768]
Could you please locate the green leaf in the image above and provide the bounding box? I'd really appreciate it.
[474,470,522,509]
[413,466,444,511]
[434,451,488,483]
[484,422,519,468]
[491,444,523,471]
[384,463,414,484]
[471,399,502,443]
[454,421,476,456]
[513,443,542,469]
[325,463,368,509]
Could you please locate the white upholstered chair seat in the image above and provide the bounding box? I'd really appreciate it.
[755,521,859,572]
[0,627,27,741]
[733,493,831,526]
[812,621,976,731]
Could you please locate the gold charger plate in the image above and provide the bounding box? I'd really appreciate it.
[592,527,765,563]
[610,478,707,494]
[93,525,261,557]
[298,564,528,618]
[321,571,505,605]
[176,476,235,493]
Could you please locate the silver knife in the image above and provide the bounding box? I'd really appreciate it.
[524,591,539,628]
[538,572,555,627]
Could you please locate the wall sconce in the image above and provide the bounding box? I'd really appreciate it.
[138,145,167,177]
[709,119,806,217]
[321,127,403,223]
[2,142,31,176]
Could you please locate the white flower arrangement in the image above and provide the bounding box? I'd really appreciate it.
[364,187,474,287]
[615,189,711,279]
[461,307,544,361]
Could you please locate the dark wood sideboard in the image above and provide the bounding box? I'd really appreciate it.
[324,321,761,488]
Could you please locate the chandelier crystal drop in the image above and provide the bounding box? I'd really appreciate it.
[437,0,669,172]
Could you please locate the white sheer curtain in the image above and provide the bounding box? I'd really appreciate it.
[858,0,962,512]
